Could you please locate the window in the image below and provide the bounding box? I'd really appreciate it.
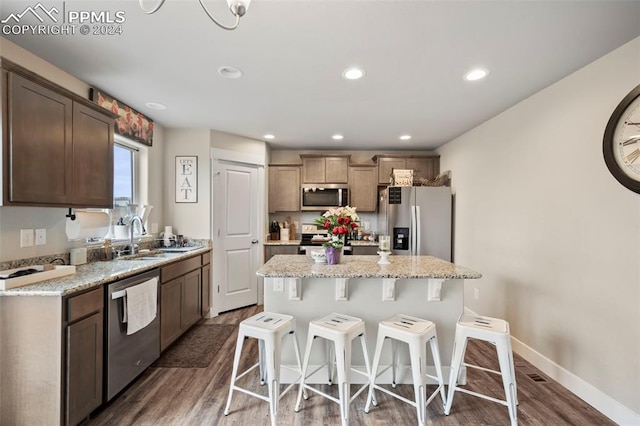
[114,143,135,207]
[111,142,138,235]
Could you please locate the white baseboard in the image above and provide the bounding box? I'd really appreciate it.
[464,307,640,425]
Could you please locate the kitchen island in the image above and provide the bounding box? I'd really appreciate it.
[257,254,481,383]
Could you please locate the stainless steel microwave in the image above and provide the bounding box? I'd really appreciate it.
[301,184,349,211]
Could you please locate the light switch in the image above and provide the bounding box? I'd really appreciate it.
[35,229,47,245]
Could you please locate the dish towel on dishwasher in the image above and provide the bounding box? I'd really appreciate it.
[125,277,158,335]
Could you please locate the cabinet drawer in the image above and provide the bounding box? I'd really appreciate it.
[161,255,201,283]
[202,251,211,266]
[67,287,103,323]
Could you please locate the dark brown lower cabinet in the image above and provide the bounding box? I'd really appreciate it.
[65,288,103,426]
[182,269,202,329]
[351,246,379,255]
[201,263,211,317]
[264,245,300,262]
[160,276,184,351]
[160,252,210,351]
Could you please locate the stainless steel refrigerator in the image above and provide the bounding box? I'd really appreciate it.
[378,186,452,261]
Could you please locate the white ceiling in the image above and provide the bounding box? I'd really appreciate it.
[2,0,639,150]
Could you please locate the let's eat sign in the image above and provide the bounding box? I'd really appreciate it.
[176,156,198,203]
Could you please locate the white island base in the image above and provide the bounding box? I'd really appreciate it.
[259,255,482,385]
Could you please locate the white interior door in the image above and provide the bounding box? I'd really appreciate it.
[214,161,259,312]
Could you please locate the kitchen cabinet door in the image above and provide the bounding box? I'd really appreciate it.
[302,157,325,183]
[66,311,103,426]
[201,263,210,317]
[268,166,301,212]
[406,157,439,182]
[160,276,183,351]
[325,157,348,183]
[182,269,201,329]
[6,72,73,205]
[71,102,114,208]
[377,157,406,185]
[348,165,378,212]
[351,246,379,255]
[264,245,300,262]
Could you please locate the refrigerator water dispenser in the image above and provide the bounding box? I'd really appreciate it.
[393,227,409,250]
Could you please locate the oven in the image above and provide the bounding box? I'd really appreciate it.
[301,184,349,211]
[299,224,351,255]
[105,268,160,401]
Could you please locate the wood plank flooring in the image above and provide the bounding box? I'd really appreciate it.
[86,305,614,425]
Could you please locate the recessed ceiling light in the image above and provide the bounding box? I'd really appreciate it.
[332,134,344,140]
[342,67,365,80]
[218,66,244,79]
[263,134,275,140]
[399,135,412,141]
[464,68,489,81]
[145,102,166,110]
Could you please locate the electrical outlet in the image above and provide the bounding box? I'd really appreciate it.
[35,228,47,245]
[473,287,480,300]
[20,229,34,248]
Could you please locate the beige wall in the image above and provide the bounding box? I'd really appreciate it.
[438,37,640,422]
[0,38,165,262]
[162,129,268,239]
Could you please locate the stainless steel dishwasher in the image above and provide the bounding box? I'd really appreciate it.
[105,268,160,401]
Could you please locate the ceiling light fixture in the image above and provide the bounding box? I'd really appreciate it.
[145,102,167,110]
[139,0,251,31]
[218,66,243,79]
[399,135,411,141]
[464,68,489,81]
[263,134,275,140]
[342,67,365,80]
[332,134,344,140]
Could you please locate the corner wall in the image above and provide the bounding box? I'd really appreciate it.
[438,37,640,422]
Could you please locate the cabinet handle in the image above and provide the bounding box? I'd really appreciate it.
[251,239,259,244]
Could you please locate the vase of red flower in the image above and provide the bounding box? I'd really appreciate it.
[314,206,360,265]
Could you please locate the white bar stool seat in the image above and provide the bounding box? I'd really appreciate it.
[364,314,447,426]
[295,313,373,426]
[224,312,304,426]
[444,313,518,426]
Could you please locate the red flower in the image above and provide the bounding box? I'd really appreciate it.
[351,222,358,229]
[332,228,339,235]
[344,217,351,224]
[337,217,344,225]
[324,220,330,229]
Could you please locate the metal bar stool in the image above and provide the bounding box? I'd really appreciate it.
[364,314,447,426]
[224,312,304,426]
[444,314,518,426]
[295,313,373,426]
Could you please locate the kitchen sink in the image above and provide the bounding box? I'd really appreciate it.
[118,251,169,261]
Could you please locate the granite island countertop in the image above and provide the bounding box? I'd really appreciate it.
[257,254,482,279]
[0,247,211,297]
[347,240,379,247]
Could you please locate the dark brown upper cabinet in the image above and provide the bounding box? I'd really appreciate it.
[1,59,115,208]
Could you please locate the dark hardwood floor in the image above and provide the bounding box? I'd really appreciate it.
[87,305,613,425]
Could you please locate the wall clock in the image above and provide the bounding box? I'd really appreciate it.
[603,84,640,194]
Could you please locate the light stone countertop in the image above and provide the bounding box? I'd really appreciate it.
[263,240,301,246]
[348,240,379,247]
[257,254,482,279]
[0,247,211,297]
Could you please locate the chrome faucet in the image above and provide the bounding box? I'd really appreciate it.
[129,216,144,255]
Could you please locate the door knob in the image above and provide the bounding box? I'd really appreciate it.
[251,239,259,244]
